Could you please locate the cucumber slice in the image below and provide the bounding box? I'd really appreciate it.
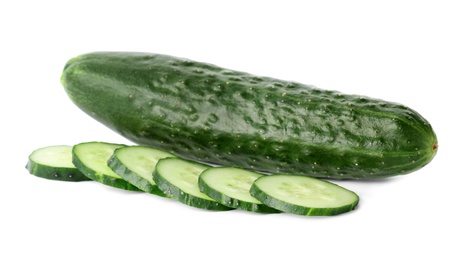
[107,146,176,197]
[72,142,141,191]
[26,145,91,181]
[199,167,279,213]
[250,175,359,216]
[153,157,232,211]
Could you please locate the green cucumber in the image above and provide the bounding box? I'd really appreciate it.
[107,146,176,196]
[250,175,359,216]
[199,167,279,213]
[26,145,91,181]
[153,157,232,211]
[72,142,141,191]
[61,52,438,179]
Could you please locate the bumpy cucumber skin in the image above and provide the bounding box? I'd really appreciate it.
[62,52,438,179]
[198,168,280,213]
[249,177,359,216]
[153,158,233,211]
[26,160,90,182]
[107,153,167,197]
[72,142,142,191]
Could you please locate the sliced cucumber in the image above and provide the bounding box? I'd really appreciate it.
[72,142,141,191]
[250,175,359,216]
[107,146,176,197]
[199,167,279,213]
[153,157,232,211]
[26,145,91,181]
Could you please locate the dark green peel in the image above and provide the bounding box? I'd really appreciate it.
[62,52,438,179]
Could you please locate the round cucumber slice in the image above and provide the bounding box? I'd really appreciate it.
[108,146,176,197]
[153,157,232,211]
[72,142,141,191]
[199,167,279,213]
[250,175,359,216]
[26,145,90,181]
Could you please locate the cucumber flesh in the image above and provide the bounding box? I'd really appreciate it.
[199,167,279,213]
[153,157,232,211]
[107,146,176,197]
[26,145,91,181]
[72,142,141,191]
[250,175,359,216]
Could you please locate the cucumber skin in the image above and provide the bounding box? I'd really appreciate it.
[26,160,91,182]
[107,153,167,197]
[62,52,438,179]
[249,180,359,216]
[198,171,280,213]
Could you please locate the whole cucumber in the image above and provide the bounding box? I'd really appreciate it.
[61,52,437,179]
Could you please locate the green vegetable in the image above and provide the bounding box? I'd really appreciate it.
[153,157,233,211]
[72,142,141,191]
[107,146,176,196]
[199,167,279,213]
[61,52,438,179]
[26,145,91,181]
[250,175,359,216]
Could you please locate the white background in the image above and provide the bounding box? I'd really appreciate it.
[1,1,459,259]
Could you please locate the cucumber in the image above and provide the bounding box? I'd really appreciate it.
[61,52,438,179]
[250,175,359,216]
[107,146,176,196]
[26,145,91,181]
[199,167,279,213]
[72,142,141,191]
[153,157,232,211]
